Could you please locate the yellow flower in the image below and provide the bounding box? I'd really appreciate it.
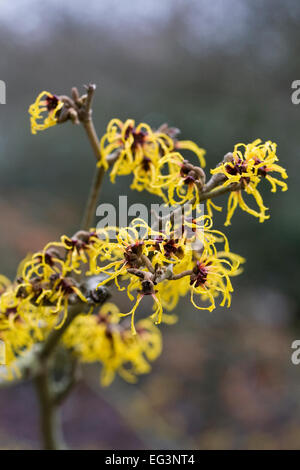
[210,139,288,225]
[93,217,243,333]
[95,219,158,289]
[156,241,244,314]
[0,277,51,376]
[188,250,244,312]
[174,139,206,168]
[63,303,162,386]
[0,212,244,382]
[28,91,63,134]
[19,243,87,328]
[99,119,172,196]
[153,152,205,207]
[98,119,206,200]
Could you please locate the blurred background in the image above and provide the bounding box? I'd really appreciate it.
[0,0,299,449]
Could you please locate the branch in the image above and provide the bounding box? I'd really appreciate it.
[199,183,237,202]
[77,84,106,230]
[171,270,193,281]
[34,365,66,450]
[34,285,109,450]
[80,84,102,162]
[52,357,79,406]
[203,152,233,192]
[81,166,105,230]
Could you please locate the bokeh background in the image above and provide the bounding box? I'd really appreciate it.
[0,0,299,449]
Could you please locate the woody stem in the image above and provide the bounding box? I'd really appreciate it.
[80,84,105,230]
[34,365,65,450]
[81,166,105,230]
[34,304,85,449]
[199,183,236,202]
[35,292,108,450]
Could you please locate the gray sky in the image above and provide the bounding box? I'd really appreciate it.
[0,0,249,44]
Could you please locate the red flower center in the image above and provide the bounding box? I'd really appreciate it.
[45,94,59,112]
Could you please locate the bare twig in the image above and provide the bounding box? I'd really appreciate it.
[76,84,106,230]
[81,166,105,230]
[171,270,193,281]
[140,254,155,274]
[35,364,66,450]
[203,152,233,193]
[80,84,101,161]
[52,358,80,406]
[199,183,238,202]
[34,286,109,450]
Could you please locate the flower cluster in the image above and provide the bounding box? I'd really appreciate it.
[210,139,288,225]
[0,230,163,384]
[0,87,287,389]
[0,214,243,383]
[98,119,206,199]
[28,90,288,227]
[94,217,244,332]
[0,274,52,375]
[63,303,162,386]
[153,152,206,207]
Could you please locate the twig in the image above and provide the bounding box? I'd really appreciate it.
[199,183,237,202]
[81,166,105,230]
[35,83,113,449]
[82,115,102,161]
[35,364,66,450]
[34,287,109,450]
[52,358,79,406]
[78,84,106,230]
[171,270,193,281]
[203,173,226,193]
[80,84,101,162]
[140,254,155,274]
[203,152,233,192]
[0,83,113,449]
